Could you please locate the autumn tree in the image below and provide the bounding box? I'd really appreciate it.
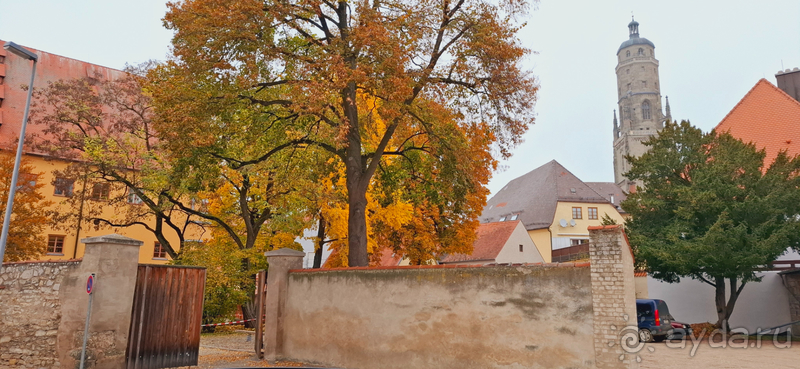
[158,0,538,266]
[30,66,204,258]
[623,121,800,330]
[0,152,53,262]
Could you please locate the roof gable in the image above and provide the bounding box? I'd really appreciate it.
[715,79,800,165]
[441,221,521,263]
[481,160,609,230]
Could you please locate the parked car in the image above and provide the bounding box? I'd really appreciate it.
[668,321,693,340]
[636,299,675,342]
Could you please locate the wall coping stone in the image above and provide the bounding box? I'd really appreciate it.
[81,233,143,246]
[2,259,82,266]
[265,248,306,257]
[290,261,591,274]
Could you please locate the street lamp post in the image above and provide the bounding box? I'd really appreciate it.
[0,42,39,267]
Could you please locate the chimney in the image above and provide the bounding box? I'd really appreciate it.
[776,68,800,102]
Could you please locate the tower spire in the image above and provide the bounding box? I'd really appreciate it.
[628,16,640,38]
[665,96,672,122]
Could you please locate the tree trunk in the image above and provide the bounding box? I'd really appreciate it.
[342,80,369,267]
[714,276,745,332]
[313,216,325,268]
[347,184,369,267]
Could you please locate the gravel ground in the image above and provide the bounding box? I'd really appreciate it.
[188,331,313,368]
[195,331,799,368]
[638,339,800,368]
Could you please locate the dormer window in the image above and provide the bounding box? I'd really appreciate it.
[510,214,519,221]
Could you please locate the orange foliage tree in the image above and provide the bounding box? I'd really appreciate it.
[159,0,537,266]
[0,152,53,262]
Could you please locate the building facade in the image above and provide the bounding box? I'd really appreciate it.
[0,40,199,263]
[612,19,670,189]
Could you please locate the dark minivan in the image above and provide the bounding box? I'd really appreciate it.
[636,299,674,342]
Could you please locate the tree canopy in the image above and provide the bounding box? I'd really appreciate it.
[156,0,538,266]
[622,120,800,329]
[0,152,52,262]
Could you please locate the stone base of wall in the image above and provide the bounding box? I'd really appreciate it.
[0,261,80,368]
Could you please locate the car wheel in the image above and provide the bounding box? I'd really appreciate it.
[639,329,653,343]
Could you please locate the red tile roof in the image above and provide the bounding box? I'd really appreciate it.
[715,79,800,165]
[440,221,520,263]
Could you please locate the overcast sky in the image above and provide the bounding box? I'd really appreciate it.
[2,0,799,195]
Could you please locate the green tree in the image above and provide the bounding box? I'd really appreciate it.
[623,121,800,330]
[156,0,538,267]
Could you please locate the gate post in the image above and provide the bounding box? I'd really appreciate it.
[262,248,305,362]
[56,234,143,369]
[589,225,638,369]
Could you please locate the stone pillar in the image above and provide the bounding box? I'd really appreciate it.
[589,225,638,369]
[780,273,800,337]
[56,234,143,369]
[263,248,305,362]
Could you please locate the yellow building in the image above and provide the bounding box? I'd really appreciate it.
[480,160,627,262]
[1,41,201,264]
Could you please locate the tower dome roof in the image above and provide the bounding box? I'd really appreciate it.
[617,37,655,54]
[617,17,654,54]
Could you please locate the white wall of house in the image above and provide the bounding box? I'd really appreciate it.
[495,222,545,264]
[646,250,800,333]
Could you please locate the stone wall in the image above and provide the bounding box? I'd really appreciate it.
[262,225,638,369]
[284,264,594,369]
[781,272,800,337]
[0,260,80,367]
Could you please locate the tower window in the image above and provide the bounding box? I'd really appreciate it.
[626,50,630,57]
[642,100,651,120]
[638,48,644,56]
[642,81,647,88]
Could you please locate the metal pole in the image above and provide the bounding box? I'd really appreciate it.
[0,58,37,267]
[80,274,96,369]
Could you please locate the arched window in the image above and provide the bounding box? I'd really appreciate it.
[642,101,651,120]
[626,50,630,57]
[638,48,644,56]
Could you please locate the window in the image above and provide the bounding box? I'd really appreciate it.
[510,214,519,221]
[17,173,37,192]
[588,207,598,220]
[642,100,651,120]
[570,239,589,246]
[626,83,631,91]
[153,242,167,259]
[47,235,65,254]
[626,50,630,57]
[519,244,524,252]
[127,187,142,204]
[572,207,582,219]
[499,216,506,222]
[0,76,4,85]
[638,48,644,56]
[90,183,110,200]
[53,178,74,197]
[642,81,647,88]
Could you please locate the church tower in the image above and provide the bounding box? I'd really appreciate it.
[613,18,665,190]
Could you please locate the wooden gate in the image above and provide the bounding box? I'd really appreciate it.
[126,265,206,369]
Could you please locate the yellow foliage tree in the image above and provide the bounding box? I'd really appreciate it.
[0,152,53,262]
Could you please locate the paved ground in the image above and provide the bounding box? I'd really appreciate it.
[638,339,800,368]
